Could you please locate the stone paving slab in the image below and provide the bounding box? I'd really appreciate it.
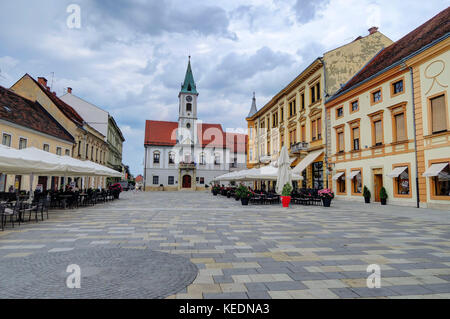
[0,191,449,299]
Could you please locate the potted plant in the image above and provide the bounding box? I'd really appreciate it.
[318,189,334,207]
[280,183,293,208]
[380,187,388,205]
[212,185,220,196]
[363,186,371,204]
[236,185,251,206]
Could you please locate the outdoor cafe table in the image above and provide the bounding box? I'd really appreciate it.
[58,195,73,210]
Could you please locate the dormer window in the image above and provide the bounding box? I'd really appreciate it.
[187,84,192,91]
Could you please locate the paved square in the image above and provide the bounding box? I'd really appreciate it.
[0,191,449,299]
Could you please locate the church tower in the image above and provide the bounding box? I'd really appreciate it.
[178,57,198,146]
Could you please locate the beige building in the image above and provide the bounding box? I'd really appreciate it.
[246,28,392,190]
[0,85,75,192]
[325,8,450,210]
[10,74,109,189]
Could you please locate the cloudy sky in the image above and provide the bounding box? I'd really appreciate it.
[0,0,448,176]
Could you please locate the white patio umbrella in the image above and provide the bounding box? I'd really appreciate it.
[276,146,292,195]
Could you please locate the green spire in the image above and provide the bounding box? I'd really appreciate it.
[181,56,198,94]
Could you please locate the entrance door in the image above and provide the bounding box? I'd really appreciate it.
[374,174,383,202]
[182,175,192,189]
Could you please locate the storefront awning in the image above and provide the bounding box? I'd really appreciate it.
[423,163,449,177]
[387,166,408,178]
[292,150,324,174]
[332,172,345,180]
[346,170,361,180]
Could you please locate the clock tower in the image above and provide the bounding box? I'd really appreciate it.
[178,56,198,146]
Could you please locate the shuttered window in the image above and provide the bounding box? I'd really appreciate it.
[301,125,306,142]
[374,120,383,145]
[395,113,406,141]
[352,127,360,151]
[312,121,317,140]
[338,132,344,152]
[431,95,447,133]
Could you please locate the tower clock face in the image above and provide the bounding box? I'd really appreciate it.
[186,96,193,102]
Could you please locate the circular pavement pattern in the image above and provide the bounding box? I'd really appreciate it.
[0,248,198,299]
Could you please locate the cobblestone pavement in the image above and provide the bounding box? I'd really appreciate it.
[0,191,449,299]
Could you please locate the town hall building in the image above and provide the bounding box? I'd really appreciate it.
[144,59,247,191]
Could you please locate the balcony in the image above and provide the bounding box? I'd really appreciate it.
[290,142,309,154]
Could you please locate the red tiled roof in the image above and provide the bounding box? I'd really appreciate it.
[0,86,75,143]
[28,75,85,126]
[144,120,247,152]
[144,120,178,146]
[337,7,450,95]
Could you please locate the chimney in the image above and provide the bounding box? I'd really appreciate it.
[37,77,48,87]
[67,87,72,94]
[369,27,379,35]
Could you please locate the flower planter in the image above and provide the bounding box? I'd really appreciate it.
[281,196,291,208]
[380,198,387,205]
[235,196,240,201]
[322,197,332,207]
[241,198,249,206]
[364,197,371,204]
[213,191,218,196]
[227,192,231,199]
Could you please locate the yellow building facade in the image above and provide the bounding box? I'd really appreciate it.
[246,30,392,190]
[325,8,449,210]
[10,74,109,189]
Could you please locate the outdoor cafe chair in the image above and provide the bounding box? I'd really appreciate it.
[3,200,21,228]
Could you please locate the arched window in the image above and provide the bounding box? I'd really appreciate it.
[168,152,175,165]
[214,153,221,165]
[186,103,192,112]
[153,151,160,164]
[199,153,206,165]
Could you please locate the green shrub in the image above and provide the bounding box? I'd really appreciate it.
[235,185,251,199]
[281,183,293,197]
[363,186,371,199]
[380,187,388,200]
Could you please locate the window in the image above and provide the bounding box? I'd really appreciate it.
[19,138,27,150]
[186,103,192,112]
[169,153,175,165]
[351,170,363,195]
[91,146,94,160]
[336,126,345,153]
[351,100,359,113]
[434,163,450,197]
[56,147,62,156]
[289,100,296,117]
[316,82,320,101]
[392,80,404,95]
[352,126,360,151]
[200,177,205,185]
[374,120,383,146]
[280,107,284,122]
[86,144,89,159]
[96,149,98,162]
[372,89,382,105]
[65,149,70,156]
[267,140,271,155]
[214,154,220,165]
[153,176,159,185]
[394,113,407,142]
[301,93,305,110]
[312,161,323,190]
[249,149,253,161]
[430,94,447,134]
[337,172,346,194]
[311,118,321,141]
[199,153,206,165]
[396,167,410,196]
[43,144,50,152]
[301,125,306,142]
[336,107,344,118]
[272,112,278,127]
[311,86,316,104]
[2,133,11,147]
[168,176,174,185]
[153,152,160,164]
[78,141,81,156]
